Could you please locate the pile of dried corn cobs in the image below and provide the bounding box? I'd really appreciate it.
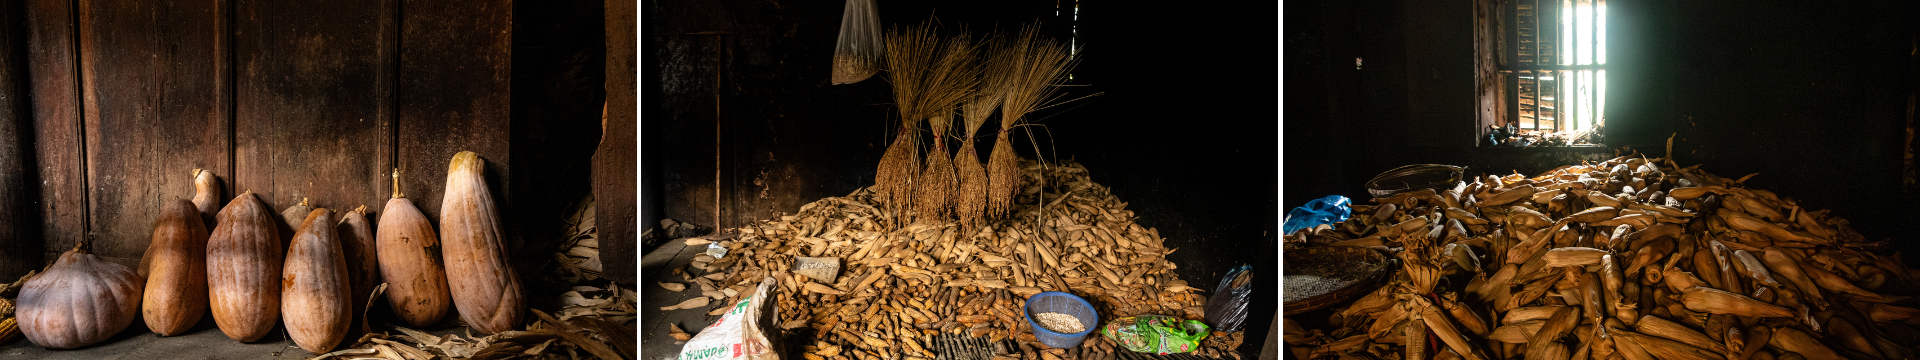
[1284,154,1920,360]
[0,271,29,345]
[661,160,1247,360]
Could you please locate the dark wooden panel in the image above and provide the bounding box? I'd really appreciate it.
[0,0,44,280]
[78,0,232,261]
[397,0,511,237]
[599,0,636,284]
[25,0,84,263]
[652,33,721,233]
[234,0,394,230]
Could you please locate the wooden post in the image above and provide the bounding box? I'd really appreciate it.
[600,0,638,284]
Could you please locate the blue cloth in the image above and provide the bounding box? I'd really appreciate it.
[1282,195,1351,235]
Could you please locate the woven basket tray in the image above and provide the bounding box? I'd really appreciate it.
[1283,246,1393,316]
[1365,164,1465,199]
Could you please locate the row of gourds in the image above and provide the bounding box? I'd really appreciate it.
[11,151,525,354]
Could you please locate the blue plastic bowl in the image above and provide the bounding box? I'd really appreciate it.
[1024,291,1099,349]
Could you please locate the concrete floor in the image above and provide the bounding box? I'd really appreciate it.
[0,317,476,359]
[639,236,725,360]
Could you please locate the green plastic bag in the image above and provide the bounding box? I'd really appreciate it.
[1099,315,1210,355]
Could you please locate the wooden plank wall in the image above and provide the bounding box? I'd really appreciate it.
[77,0,232,262]
[397,0,512,232]
[234,0,395,242]
[0,0,41,279]
[4,0,530,273]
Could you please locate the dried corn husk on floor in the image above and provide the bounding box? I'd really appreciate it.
[554,196,602,283]
[309,311,629,360]
[1286,152,1920,360]
[659,159,1241,360]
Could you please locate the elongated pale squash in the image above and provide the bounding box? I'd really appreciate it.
[280,198,312,245]
[336,205,379,332]
[377,169,452,327]
[283,209,350,353]
[191,169,220,227]
[142,199,210,336]
[206,191,283,342]
[440,151,526,334]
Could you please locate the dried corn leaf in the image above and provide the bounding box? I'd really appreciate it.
[670,323,692,341]
[661,297,711,311]
[659,282,687,292]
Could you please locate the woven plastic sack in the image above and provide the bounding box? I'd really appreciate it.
[1099,315,1209,355]
[1203,264,1252,332]
[831,0,882,84]
[1281,195,1350,235]
[678,277,781,360]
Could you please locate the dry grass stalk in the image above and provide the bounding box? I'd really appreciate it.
[987,26,1075,219]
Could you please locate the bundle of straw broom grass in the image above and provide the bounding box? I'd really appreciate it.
[913,34,980,222]
[986,27,1077,218]
[878,24,976,224]
[955,34,1019,235]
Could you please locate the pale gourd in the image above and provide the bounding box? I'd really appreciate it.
[440,151,526,334]
[377,169,452,327]
[206,191,283,342]
[141,198,210,336]
[190,169,220,227]
[282,208,351,353]
[337,205,379,334]
[16,239,145,349]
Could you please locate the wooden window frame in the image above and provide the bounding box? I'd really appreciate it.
[1480,0,1607,147]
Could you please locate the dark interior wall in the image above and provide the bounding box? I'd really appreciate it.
[510,0,607,261]
[0,0,609,280]
[1286,0,1918,250]
[643,0,1278,355]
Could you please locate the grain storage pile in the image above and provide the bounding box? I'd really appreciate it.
[1283,154,1920,360]
[662,160,1247,360]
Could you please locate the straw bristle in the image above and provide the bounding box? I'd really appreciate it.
[997,26,1076,131]
[962,33,1018,137]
